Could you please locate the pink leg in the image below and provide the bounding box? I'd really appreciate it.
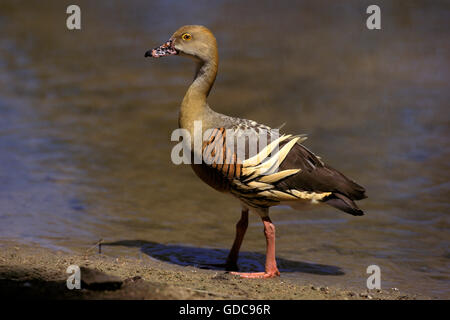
[231,216,280,278]
[225,209,249,271]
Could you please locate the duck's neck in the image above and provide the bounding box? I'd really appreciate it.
[179,58,218,133]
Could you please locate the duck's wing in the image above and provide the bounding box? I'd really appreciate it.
[275,142,367,215]
[195,119,366,214]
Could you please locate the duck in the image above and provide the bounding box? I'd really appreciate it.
[145,25,367,278]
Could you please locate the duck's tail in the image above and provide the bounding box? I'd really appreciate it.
[323,193,364,216]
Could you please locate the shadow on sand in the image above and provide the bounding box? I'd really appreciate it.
[104,240,345,276]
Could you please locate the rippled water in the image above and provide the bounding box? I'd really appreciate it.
[0,0,449,298]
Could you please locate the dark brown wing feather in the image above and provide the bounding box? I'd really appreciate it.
[277,142,367,215]
[277,142,366,199]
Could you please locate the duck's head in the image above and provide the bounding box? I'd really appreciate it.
[145,25,217,63]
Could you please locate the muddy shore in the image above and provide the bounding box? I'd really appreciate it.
[0,241,422,300]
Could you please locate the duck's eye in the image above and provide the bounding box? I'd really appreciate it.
[182,33,192,41]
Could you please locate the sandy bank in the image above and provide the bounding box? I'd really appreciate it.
[0,241,419,300]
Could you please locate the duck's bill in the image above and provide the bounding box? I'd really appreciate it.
[145,39,178,58]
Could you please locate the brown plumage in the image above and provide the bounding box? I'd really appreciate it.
[146,25,367,278]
